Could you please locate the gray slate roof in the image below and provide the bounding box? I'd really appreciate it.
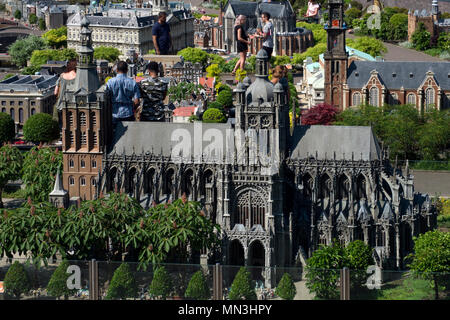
[109,122,233,160]
[0,75,58,92]
[228,0,258,17]
[228,0,294,19]
[289,125,382,161]
[347,61,450,90]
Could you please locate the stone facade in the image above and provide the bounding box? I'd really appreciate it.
[0,74,58,133]
[165,60,203,84]
[59,15,437,287]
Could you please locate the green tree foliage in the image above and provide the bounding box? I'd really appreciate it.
[168,82,203,102]
[22,146,62,203]
[346,37,387,57]
[206,63,221,81]
[38,18,46,31]
[2,73,15,80]
[417,109,450,160]
[8,35,48,68]
[208,101,224,112]
[23,113,60,144]
[28,13,37,25]
[437,32,450,52]
[216,89,233,108]
[14,9,21,20]
[345,240,374,293]
[177,47,208,66]
[305,241,349,300]
[296,22,327,44]
[185,270,210,300]
[4,261,30,299]
[0,144,23,208]
[46,260,77,299]
[207,54,226,69]
[202,108,227,123]
[345,8,362,27]
[228,267,257,300]
[275,273,297,300]
[412,22,431,51]
[149,266,173,299]
[388,13,408,41]
[408,230,450,300]
[105,263,138,300]
[0,112,15,144]
[292,43,327,64]
[30,48,77,68]
[272,55,291,67]
[94,46,121,62]
[42,27,68,49]
[21,65,41,75]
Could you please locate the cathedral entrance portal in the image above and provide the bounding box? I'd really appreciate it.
[248,240,265,283]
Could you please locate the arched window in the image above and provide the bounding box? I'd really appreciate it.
[92,160,97,168]
[80,176,86,186]
[79,112,86,126]
[69,159,74,168]
[69,176,75,185]
[18,108,23,123]
[81,160,85,168]
[91,177,96,186]
[91,112,96,126]
[235,190,266,229]
[10,108,15,121]
[1,107,6,113]
[369,87,379,107]
[407,93,416,106]
[81,132,87,145]
[425,88,435,111]
[352,92,361,106]
[31,108,36,115]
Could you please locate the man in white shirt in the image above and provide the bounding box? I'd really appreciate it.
[258,12,274,58]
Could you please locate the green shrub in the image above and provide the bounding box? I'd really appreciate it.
[275,273,296,300]
[412,22,431,51]
[94,46,121,63]
[14,9,21,20]
[149,266,173,299]
[0,112,15,144]
[23,113,59,143]
[345,8,362,27]
[47,260,77,299]
[29,14,37,25]
[228,267,256,300]
[389,13,408,41]
[4,261,30,299]
[208,101,224,112]
[437,32,450,51]
[185,270,210,300]
[202,108,227,123]
[216,89,233,108]
[105,263,138,300]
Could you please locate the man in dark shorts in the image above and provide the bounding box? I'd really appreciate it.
[152,12,172,55]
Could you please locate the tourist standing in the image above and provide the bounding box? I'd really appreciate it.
[53,59,77,124]
[106,61,140,125]
[152,12,172,55]
[232,15,250,75]
[258,12,274,59]
[305,0,320,23]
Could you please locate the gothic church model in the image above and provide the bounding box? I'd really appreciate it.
[52,7,437,287]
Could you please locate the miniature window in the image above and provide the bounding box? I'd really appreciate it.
[407,93,416,106]
[80,177,86,186]
[352,92,361,106]
[81,160,85,168]
[80,112,86,126]
[69,176,75,185]
[92,160,97,168]
[81,132,87,145]
[69,159,74,168]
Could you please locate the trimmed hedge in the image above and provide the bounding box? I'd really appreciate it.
[23,113,59,143]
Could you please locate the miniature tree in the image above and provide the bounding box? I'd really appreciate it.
[38,18,46,31]
[13,9,21,20]
[47,260,77,299]
[105,263,138,300]
[185,270,210,300]
[202,108,227,123]
[0,144,23,208]
[4,261,31,299]
[411,22,431,51]
[408,230,450,300]
[28,14,37,25]
[23,113,59,144]
[275,273,296,300]
[149,266,173,299]
[301,103,338,125]
[0,112,15,144]
[216,89,233,108]
[207,101,224,112]
[228,267,257,300]
[345,240,374,294]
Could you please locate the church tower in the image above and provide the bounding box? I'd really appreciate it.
[153,0,169,13]
[324,0,348,110]
[61,16,112,202]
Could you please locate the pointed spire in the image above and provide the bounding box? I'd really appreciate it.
[405,159,410,177]
[49,165,68,196]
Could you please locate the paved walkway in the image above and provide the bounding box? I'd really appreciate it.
[411,170,450,198]
[347,32,445,62]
